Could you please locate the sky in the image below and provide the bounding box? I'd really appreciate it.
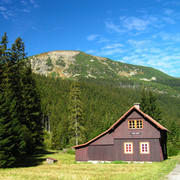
[0,0,180,77]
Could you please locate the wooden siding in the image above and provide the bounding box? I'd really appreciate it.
[114,138,163,161]
[88,145,114,161]
[113,111,161,139]
[75,146,88,161]
[90,131,114,145]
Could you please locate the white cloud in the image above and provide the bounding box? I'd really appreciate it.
[98,48,124,56]
[0,5,14,19]
[105,15,161,35]
[23,8,31,12]
[86,50,95,54]
[163,17,176,24]
[1,0,12,4]
[102,43,124,49]
[159,32,180,42]
[127,39,150,47]
[0,6,6,11]
[30,0,39,8]
[86,48,125,57]
[0,0,39,19]
[163,9,174,16]
[87,34,100,41]
[98,37,109,43]
[21,0,27,5]
[120,16,151,31]
[105,21,123,33]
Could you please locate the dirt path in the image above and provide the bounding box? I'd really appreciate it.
[166,163,180,180]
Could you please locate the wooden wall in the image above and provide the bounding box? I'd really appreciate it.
[75,146,88,161]
[88,145,114,161]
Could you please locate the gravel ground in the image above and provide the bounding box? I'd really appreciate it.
[166,163,180,180]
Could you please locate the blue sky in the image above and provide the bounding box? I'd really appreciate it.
[1,0,180,77]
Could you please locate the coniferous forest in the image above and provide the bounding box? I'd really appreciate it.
[0,34,180,167]
[34,74,180,156]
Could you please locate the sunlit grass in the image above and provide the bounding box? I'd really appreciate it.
[0,151,179,180]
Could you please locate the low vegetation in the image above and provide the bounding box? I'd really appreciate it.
[0,150,179,180]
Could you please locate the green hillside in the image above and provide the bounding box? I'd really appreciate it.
[34,74,180,155]
[29,50,180,97]
[29,50,180,155]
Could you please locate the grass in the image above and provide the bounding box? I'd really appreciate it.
[0,151,179,180]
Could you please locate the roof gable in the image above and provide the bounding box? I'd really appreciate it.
[74,106,169,149]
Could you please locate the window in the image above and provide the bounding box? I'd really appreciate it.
[124,142,133,154]
[128,120,143,129]
[136,120,143,129]
[140,142,150,154]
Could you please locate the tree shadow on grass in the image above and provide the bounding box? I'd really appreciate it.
[15,150,57,168]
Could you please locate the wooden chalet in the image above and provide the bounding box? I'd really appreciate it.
[74,103,169,162]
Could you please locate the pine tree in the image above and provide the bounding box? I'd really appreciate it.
[68,81,85,146]
[0,33,25,167]
[140,90,161,122]
[11,37,43,154]
[0,33,44,167]
[20,65,44,154]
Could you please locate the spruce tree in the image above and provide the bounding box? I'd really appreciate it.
[0,33,44,167]
[0,33,25,167]
[11,37,43,154]
[20,65,44,154]
[68,81,85,146]
[140,90,161,122]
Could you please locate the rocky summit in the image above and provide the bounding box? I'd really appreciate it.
[29,50,171,81]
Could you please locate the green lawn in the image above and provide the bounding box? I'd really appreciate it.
[0,151,179,180]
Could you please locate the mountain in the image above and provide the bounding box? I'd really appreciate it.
[29,50,180,97]
[29,50,170,80]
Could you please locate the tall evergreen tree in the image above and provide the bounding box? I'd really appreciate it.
[0,33,44,167]
[68,81,85,146]
[0,33,25,167]
[20,65,44,154]
[140,90,162,122]
[11,37,43,154]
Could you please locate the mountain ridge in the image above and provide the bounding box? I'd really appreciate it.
[29,50,172,82]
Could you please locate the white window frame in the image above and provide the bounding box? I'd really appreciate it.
[140,142,150,154]
[124,142,133,154]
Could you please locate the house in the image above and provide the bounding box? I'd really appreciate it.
[74,103,169,162]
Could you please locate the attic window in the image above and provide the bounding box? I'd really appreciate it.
[128,120,143,129]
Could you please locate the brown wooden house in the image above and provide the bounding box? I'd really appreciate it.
[74,104,169,162]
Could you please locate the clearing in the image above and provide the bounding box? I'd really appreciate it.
[0,150,179,180]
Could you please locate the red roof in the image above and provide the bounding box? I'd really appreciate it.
[74,106,170,149]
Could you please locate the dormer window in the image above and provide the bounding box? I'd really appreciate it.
[128,120,143,129]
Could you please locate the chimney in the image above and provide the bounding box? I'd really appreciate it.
[134,103,140,109]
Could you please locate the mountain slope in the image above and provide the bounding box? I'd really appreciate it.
[29,50,180,97]
[29,50,171,81]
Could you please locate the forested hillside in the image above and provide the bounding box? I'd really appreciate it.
[29,50,180,98]
[34,74,180,156]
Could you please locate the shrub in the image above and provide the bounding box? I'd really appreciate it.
[66,148,75,154]
[46,57,53,67]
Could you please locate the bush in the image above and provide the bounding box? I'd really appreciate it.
[65,148,75,154]
[167,142,179,156]
[46,57,53,67]
[43,131,51,149]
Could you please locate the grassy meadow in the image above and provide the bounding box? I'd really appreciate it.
[0,150,179,180]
